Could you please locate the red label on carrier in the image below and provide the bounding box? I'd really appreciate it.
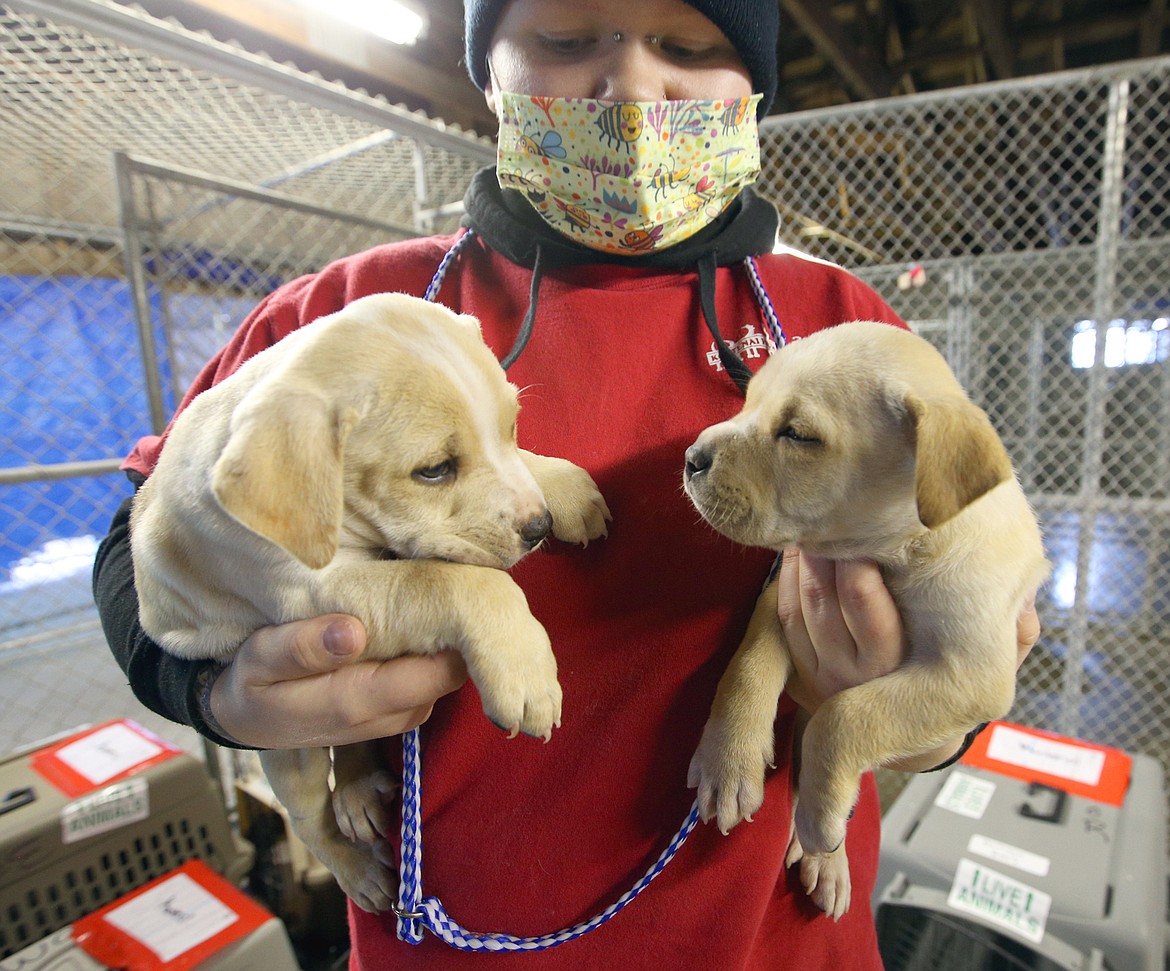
[72,860,272,971]
[29,719,182,798]
[961,720,1132,806]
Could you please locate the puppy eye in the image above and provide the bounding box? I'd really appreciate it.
[776,425,821,446]
[413,460,455,483]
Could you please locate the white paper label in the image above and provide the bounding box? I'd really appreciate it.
[985,724,1104,786]
[934,770,997,819]
[947,858,1051,943]
[62,778,150,844]
[102,872,239,962]
[55,723,164,785]
[967,833,1051,877]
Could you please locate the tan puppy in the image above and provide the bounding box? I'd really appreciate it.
[130,292,611,911]
[683,320,1048,920]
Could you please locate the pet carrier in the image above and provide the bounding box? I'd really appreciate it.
[874,722,1167,971]
[0,721,250,959]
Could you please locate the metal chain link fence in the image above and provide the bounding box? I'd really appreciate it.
[0,0,490,753]
[758,62,1170,813]
[2,1,1167,841]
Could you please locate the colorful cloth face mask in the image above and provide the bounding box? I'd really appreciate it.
[496,92,762,255]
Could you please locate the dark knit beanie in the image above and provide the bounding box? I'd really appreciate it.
[464,0,779,117]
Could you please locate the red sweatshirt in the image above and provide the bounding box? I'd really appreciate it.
[126,230,904,970]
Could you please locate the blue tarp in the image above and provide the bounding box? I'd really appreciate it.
[2,274,269,592]
[2,276,159,579]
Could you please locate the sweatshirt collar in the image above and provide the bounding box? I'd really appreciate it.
[461,166,779,271]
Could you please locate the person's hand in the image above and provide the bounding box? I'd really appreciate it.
[777,549,906,714]
[1015,590,1040,668]
[774,549,1041,771]
[208,614,468,749]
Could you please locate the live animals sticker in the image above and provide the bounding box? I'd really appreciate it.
[947,858,1051,943]
[62,778,150,844]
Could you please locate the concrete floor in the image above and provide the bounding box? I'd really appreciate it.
[0,608,203,762]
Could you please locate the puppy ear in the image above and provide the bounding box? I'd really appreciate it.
[211,389,356,569]
[454,312,485,334]
[905,392,1014,528]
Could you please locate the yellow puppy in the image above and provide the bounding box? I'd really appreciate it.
[131,292,610,911]
[683,320,1048,920]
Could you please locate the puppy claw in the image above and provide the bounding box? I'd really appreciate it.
[311,834,397,913]
[536,458,611,546]
[799,848,852,921]
[333,769,396,844]
[688,718,770,836]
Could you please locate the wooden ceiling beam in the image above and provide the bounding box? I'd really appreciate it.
[964,0,1015,79]
[1140,0,1169,56]
[892,7,1151,75]
[780,0,895,100]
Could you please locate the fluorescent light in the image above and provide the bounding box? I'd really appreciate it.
[302,0,426,45]
[1070,316,1170,369]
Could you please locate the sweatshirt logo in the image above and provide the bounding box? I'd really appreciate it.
[707,323,768,372]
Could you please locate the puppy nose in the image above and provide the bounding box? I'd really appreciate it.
[520,510,553,549]
[685,444,713,480]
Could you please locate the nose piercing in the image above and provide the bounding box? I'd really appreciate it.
[612,31,659,44]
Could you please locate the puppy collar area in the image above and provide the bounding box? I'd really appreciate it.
[423,229,787,389]
[390,241,788,950]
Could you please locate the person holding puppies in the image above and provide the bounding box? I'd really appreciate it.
[94,0,1039,966]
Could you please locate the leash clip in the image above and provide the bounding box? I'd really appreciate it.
[391,901,424,920]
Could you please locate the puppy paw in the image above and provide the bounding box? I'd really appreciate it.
[314,834,398,913]
[531,456,611,545]
[475,630,563,741]
[687,717,772,834]
[333,770,397,844]
[559,489,611,545]
[799,847,851,921]
[794,799,849,858]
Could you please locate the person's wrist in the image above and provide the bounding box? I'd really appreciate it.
[195,663,241,746]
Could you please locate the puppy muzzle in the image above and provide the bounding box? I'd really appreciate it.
[684,443,714,483]
[520,510,553,550]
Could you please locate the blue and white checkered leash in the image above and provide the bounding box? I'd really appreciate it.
[395,241,786,951]
[393,727,701,950]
